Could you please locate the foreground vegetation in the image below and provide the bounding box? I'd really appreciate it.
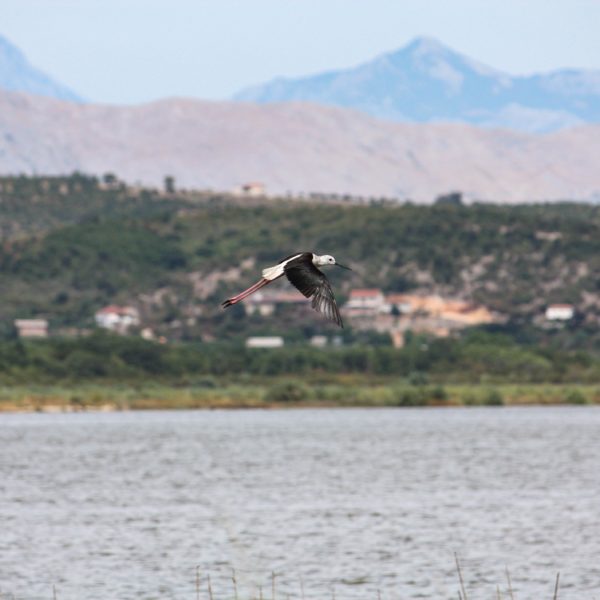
[1,327,600,411]
[1,377,599,412]
[2,328,600,382]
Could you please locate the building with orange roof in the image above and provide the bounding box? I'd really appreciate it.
[94,305,140,333]
[344,289,388,316]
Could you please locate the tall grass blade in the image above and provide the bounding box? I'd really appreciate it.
[455,553,469,600]
[553,573,560,600]
[506,567,515,600]
[207,574,214,600]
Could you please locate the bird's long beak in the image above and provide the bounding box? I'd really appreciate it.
[335,263,352,271]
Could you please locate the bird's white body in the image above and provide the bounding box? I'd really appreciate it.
[261,254,302,280]
[261,254,336,281]
[223,252,348,327]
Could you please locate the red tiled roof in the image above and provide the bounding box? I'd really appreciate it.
[96,305,136,315]
[349,289,383,298]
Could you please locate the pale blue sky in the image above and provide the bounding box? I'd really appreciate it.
[2,0,600,104]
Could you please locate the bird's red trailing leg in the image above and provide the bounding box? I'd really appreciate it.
[221,278,270,308]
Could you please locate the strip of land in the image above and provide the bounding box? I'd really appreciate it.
[1,381,597,412]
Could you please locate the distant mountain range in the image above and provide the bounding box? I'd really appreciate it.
[1,33,600,201]
[1,88,599,203]
[0,34,81,102]
[234,36,600,133]
[2,32,600,134]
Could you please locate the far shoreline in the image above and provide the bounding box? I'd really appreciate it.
[1,381,598,413]
[2,403,599,415]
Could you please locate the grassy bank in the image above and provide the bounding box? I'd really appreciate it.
[1,379,599,412]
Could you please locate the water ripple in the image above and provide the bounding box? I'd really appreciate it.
[1,407,599,599]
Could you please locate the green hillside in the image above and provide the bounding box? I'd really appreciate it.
[1,174,600,347]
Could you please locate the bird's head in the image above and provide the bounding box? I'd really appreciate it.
[315,254,352,270]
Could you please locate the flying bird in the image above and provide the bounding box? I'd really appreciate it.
[222,252,351,327]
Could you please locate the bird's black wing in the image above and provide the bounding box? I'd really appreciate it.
[284,261,343,328]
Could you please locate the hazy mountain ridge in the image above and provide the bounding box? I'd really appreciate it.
[0,34,81,102]
[1,88,600,203]
[234,37,600,132]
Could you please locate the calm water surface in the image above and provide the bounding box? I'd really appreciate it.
[1,407,599,599]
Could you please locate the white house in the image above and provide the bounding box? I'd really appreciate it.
[344,289,389,316]
[310,335,328,348]
[245,336,284,349]
[14,319,48,338]
[95,305,140,333]
[545,304,575,321]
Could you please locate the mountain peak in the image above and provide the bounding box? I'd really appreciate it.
[404,36,450,55]
[234,37,600,133]
[0,33,82,102]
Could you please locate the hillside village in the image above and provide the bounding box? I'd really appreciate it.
[1,175,594,351]
[13,289,576,350]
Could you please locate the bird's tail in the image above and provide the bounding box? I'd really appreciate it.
[221,278,270,308]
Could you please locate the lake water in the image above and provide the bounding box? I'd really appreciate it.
[1,407,599,599]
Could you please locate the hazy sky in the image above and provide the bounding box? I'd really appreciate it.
[2,0,600,104]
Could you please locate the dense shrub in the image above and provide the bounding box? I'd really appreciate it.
[264,380,310,403]
[430,385,448,401]
[564,389,587,404]
[1,331,600,384]
[393,385,449,406]
[483,388,504,406]
[394,386,426,407]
